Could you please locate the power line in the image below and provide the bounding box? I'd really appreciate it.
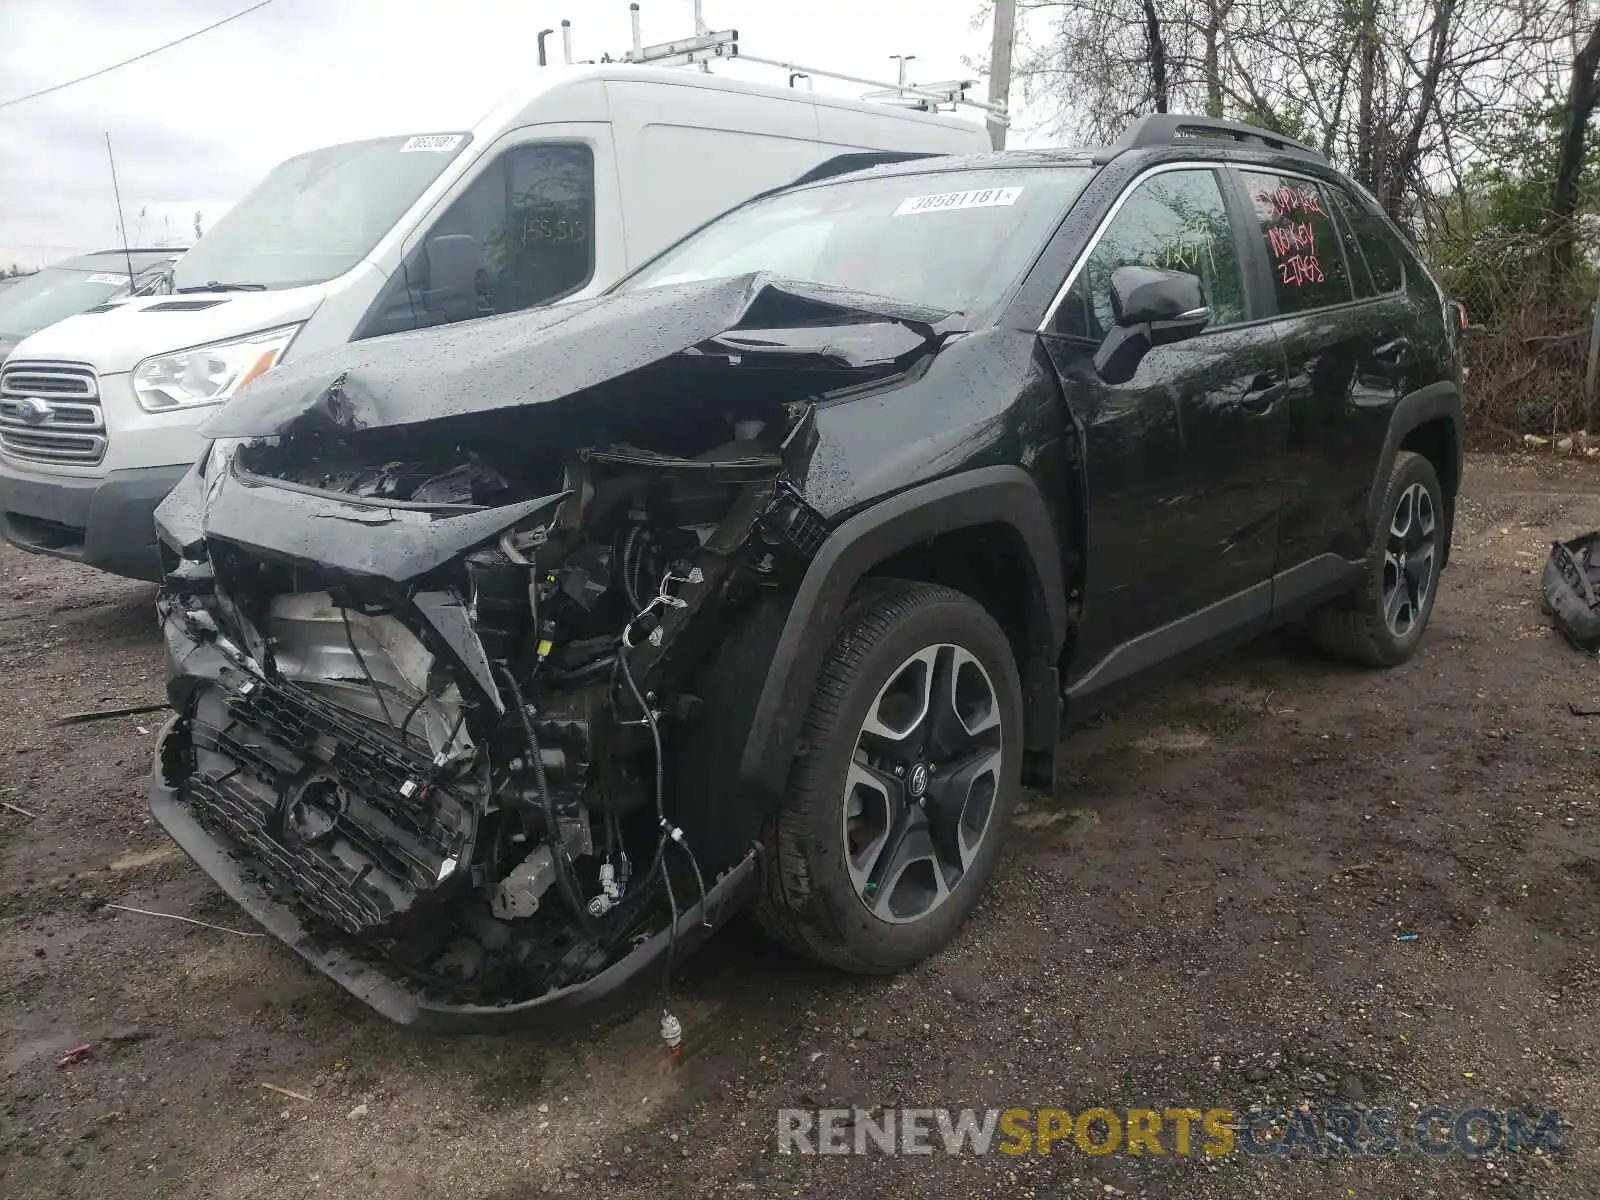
[0,1,276,111]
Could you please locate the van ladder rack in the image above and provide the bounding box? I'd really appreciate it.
[614,4,1008,129]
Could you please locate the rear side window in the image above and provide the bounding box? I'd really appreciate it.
[1238,170,1353,314]
[1334,187,1405,294]
[1329,196,1375,299]
[356,142,595,340]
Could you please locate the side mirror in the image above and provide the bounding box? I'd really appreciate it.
[1111,264,1209,335]
[1093,265,1210,384]
[424,233,482,319]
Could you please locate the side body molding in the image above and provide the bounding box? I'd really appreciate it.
[737,464,1070,802]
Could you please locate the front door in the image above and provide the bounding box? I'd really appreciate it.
[1039,164,1290,688]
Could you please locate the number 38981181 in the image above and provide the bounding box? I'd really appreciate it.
[520,216,589,245]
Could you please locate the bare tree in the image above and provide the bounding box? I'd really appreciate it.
[1549,13,1600,273]
[1140,0,1172,110]
[1201,0,1233,117]
[995,0,1569,221]
[999,0,1190,141]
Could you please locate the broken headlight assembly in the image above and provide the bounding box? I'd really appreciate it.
[132,325,300,412]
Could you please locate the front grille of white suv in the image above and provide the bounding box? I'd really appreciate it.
[0,361,106,465]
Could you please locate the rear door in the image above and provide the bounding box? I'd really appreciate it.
[1229,167,1416,593]
[1039,163,1290,681]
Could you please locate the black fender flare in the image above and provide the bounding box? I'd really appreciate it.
[736,464,1069,803]
[1365,381,1464,568]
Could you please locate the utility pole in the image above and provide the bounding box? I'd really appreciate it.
[987,0,1016,149]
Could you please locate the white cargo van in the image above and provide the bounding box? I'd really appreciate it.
[0,57,993,580]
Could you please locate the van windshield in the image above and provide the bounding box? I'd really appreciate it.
[0,261,160,339]
[616,166,1095,315]
[172,133,472,293]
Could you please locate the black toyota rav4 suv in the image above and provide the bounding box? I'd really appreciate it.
[148,114,1463,1029]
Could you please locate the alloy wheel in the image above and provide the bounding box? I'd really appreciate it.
[1383,481,1437,638]
[840,643,1004,924]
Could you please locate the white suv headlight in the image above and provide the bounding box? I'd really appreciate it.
[132,325,300,413]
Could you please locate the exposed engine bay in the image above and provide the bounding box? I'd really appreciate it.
[147,273,943,1024]
[157,411,825,1010]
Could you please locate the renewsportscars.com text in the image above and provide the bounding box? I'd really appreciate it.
[777,1105,1565,1158]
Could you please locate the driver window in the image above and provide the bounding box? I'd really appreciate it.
[1055,168,1246,341]
[355,142,595,341]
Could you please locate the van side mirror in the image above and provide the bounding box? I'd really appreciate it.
[424,233,483,319]
[1093,265,1210,384]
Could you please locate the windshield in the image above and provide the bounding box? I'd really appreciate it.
[0,265,152,339]
[172,132,473,292]
[618,166,1095,314]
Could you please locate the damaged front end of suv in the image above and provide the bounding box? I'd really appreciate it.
[148,272,943,1029]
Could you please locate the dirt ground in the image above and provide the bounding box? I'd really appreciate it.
[4,451,1600,1199]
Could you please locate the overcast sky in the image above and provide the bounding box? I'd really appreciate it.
[0,0,1055,269]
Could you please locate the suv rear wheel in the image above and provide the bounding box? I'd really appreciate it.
[755,579,1022,972]
[1307,449,1444,667]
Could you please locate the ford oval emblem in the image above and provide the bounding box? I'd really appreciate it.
[16,397,51,426]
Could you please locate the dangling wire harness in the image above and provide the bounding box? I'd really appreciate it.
[615,564,715,1055]
[499,664,597,941]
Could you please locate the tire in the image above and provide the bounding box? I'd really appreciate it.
[1307,449,1444,667]
[754,578,1023,973]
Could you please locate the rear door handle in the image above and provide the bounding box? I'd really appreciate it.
[1241,373,1286,413]
[1373,338,1410,365]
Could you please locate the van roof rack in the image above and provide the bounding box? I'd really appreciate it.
[1111,114,1325,161]
[558,3,1006,131]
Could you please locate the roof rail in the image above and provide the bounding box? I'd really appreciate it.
[1112,114,1324,161]
[717,151,939,217]
[785,150,937,187]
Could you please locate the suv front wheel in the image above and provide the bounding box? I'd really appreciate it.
[756,579,1023,973]
[1308,449,1444,667]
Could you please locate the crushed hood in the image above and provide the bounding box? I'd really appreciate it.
[198,272,949,440]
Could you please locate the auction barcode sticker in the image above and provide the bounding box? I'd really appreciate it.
[893,187,1023,216]
[400,134,464,153]
[86,273,133,285]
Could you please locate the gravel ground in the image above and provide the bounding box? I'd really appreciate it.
[3,451,1600,1200]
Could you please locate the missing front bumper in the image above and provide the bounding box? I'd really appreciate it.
[148,714,759,1032]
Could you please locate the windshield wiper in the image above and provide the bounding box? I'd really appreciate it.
[176,281,268,293]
